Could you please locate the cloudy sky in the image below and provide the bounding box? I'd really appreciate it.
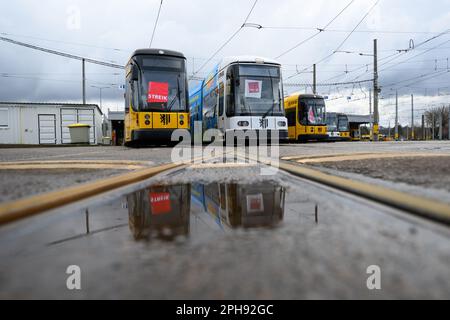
[1,0,449,126]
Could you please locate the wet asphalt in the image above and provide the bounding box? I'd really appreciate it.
[0,165,449,299]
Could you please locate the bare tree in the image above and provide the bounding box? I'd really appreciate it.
[424,105,449,139]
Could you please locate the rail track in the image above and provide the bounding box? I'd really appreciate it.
[1,152,450,227]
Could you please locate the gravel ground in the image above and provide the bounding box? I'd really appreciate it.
[0,169,125,202]
[1,142,450,203]
[279,141,450,158]
[1,141,450,163]
[311,156,450,193]
[0,146,175,163]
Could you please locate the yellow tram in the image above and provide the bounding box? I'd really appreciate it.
[124,49,189,146]
[284,93,327,142]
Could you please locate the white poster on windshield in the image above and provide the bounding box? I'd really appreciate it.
[246,193,264,213]
[245,79,262,99]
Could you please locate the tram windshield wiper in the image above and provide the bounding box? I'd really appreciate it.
[167,76,181,112]
[262,101,278,119]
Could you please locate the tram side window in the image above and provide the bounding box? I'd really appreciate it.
[203,85,218,117]
[125,81,130,113]
[132,80,140,111]
[218,82,224,117]
[286,109,296,127]
[226,68,235,117]
[299,101,308,125]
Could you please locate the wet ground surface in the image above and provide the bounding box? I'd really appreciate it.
[0,166,449,299]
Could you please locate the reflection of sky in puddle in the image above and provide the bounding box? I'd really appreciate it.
[128,182,286,241]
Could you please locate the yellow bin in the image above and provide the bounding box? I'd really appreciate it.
[68,123,91,144]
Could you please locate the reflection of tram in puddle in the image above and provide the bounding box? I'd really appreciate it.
[127,185,191,240]
[127,182,286,240]
[192,182,286,230]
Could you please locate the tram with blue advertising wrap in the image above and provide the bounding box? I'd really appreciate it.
[189,56,288,143]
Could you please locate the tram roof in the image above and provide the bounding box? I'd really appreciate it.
[219,56,281,68]
[286,93,325,99]
[129,49,186,60]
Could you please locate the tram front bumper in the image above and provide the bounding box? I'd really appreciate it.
[132,129,179,142]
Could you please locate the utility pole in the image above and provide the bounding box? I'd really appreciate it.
[411,94,415,140]
[82,58,86,104]
[369,89,373,135]
[388,121,391,139]
[313,64,317,95]
[373,39,380,142]
[395,91,399,140]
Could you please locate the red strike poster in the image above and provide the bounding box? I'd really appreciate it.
[147,82,169,103]
[149,192,172,215]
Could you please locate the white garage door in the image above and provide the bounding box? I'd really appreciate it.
[61,108,96,144]
[38,114,57,145]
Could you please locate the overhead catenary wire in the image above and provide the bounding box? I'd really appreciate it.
[0,36,125,69]
[286,0,381,81]
[149,0,164,48]
[315,27,450,86]
[0,32,128,53]
[284,78,374,88]
[275,0,355,60]
[189,0,258,80]
[261,27,447,35]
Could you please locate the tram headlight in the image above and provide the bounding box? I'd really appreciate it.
[145,120,151,126]
[278,121,287,127]
[238,121,250,127]
[179,115,185,120]
[145,114,150,120]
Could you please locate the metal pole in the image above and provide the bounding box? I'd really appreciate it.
[82,58,86,104]
[313,64,317,95]
[395,91,399,140]
[373,39,379,141]
[388,121,391,139]
[411,94,415,140]
[369,89,373,135]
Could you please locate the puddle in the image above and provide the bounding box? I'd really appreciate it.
[128,182,286,241]
[0,175,322,298]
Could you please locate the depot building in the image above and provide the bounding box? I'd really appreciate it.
[0,102,103,145]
